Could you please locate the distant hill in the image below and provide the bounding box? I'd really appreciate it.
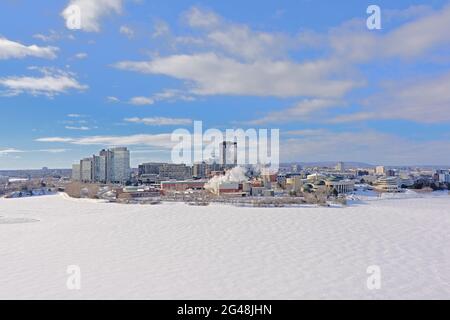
[281,162,375,169]
[0,168,71,178]
[282,162,450,169]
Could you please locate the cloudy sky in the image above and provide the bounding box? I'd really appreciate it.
[1,0,450,169]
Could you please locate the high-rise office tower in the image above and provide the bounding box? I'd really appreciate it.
[93,154,107,183]
[72,164,81,181]
[80,158,93,182]
[109,147,130,183]
[71,147,131,184]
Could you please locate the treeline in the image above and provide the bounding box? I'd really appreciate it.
[409,181,450,191]
[65,182,100,198]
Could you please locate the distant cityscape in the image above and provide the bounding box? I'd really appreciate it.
[1,142,450,205]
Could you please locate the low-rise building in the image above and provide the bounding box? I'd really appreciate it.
[399,176,414,187]
[117,186,161,200]
[251,186,266,196]
[325,179,355,194]
[159,164,192,180]
[138,173,159,184]
[262,189,275,197]
[138,162,164,175]
[307,173,327,182]
[286,175,304,193]
[374,177,400,192]
[207,181,241,195]
[161,180,207,192]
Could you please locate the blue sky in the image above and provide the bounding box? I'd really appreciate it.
[1,0,450,169]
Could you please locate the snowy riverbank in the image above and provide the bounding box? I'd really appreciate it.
[0,193,449,299]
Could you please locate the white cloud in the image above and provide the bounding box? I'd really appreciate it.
[181,7,294,60]
[74,52,88,59]
[114,53,360,98]
[67,113,85,118]
[0,148,24,155]
[33,33,59,42]
[207,26,289,60]
[330,71,450,124]
[184,7,221,29]
[114,6,367,99]
[0,148,69,157]
[0,67,88,97]
[62,0,123,32]
[128,96,154,105]
[186,7,290,60]
[327,4,450,62]
[152,89,196,102]
[249,99,344,125]
[124,117,192,126]
[328,112,376,124]
[33,30,75,42]
[109,89,196,106]
[36,149,69,153]
[35,137,74,143]
[152,20,169,38]
[119,25,134,38]
[108,4,450,124]
[36,133,174,148]
[173,36,205,47]
[280,129,450,165]
[384,5,435,21]
[382,4,450,59]
[65,126,91,131]
[0,37,58,60]
[244,4,450,124]
[106,96,120,103]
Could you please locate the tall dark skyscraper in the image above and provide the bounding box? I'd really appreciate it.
[220,141,238,168]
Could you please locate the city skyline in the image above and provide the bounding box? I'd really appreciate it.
[1,0,450,169]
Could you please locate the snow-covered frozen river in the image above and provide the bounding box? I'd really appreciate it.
[0,193,449,299]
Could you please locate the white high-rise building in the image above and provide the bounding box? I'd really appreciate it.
[72,164,81,181]
[93,154,107,183]
[71,147,131,184]
[80,158,93,182]
[109,147,130,183]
